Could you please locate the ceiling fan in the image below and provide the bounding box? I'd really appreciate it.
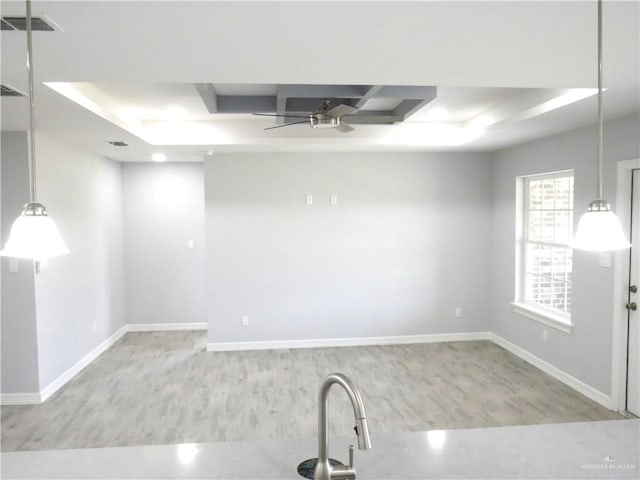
[253,99,358,133]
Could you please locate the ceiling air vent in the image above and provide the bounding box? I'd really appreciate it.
[107,141,129,147]
[1,84,26,97]
[1,16,55,31]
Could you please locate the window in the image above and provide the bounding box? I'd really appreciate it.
[514,171,574,331]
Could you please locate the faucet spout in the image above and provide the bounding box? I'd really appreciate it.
[314,373,371,480]
[354,418,371,450]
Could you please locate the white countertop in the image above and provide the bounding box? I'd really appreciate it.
[2,419,638,479]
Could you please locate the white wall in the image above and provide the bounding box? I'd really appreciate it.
[490,113,640,396]
[1,132,40,394]
[122,162,205,326]
[33,134,124,390]
[205,152,493,344]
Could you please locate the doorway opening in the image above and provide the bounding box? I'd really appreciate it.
[613,159,640,416]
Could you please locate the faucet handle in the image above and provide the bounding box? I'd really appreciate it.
[348,444,355,468]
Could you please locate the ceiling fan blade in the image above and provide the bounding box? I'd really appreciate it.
[334,122,355,133]
[326,104,359,117]
[253,113,311,119]
[264,120,310,130]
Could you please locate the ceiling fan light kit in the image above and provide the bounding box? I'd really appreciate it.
[310,114,340,129]
[255,99,357,133]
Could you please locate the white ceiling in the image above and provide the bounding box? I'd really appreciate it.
[1,0,638,162]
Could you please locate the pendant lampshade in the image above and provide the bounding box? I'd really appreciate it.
[571,200,631,251]
[0,0,68,261]
[571,0,630,252]
[1,203,69,260]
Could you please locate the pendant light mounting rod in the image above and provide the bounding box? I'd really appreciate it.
[596,0,603,201]
[26,0,37,203]
[570,0,631,251]
[0,0,69,260]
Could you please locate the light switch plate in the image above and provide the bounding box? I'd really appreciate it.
[598,252,611,268]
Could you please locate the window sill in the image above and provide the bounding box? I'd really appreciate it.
[511,302,573,334]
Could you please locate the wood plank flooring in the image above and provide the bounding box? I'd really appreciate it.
[0,331,621,451]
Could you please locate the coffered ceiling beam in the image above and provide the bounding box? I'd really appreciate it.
[216,95,277,113]
[196,83,438,123]
[345,114,403,125]
[356,85,383,108]
[375,86,437,98]
[195,83,218,113]
[392,98,436,119]
[277,84,367,99]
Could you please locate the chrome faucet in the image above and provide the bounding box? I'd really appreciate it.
[314,373,372,480]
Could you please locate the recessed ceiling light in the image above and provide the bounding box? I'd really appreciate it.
[205,150,214,156]
[151,153,167,162]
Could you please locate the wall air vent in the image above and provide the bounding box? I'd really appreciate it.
[1,84,26,97]
[1,16,55,31]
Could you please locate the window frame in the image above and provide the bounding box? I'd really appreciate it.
[512,170,574,333]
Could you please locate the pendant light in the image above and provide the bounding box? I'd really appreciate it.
[571,0,630,251]
[0,0,68,261]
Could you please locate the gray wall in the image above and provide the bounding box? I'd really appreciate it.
[205,152,493,344]
[4,115,637,397]
[490,113,640,395]
[122,162,205,325]
[33,134,124,389]
[0,132,40,394]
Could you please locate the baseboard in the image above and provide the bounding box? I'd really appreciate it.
[2,323,207,405]
[38,325,129,403]
[207,331,491,352]
[127,322,207,332]
[2,327,127,406]
[3,327,612,410]
[489,332,613,410]
[0,392,42,405]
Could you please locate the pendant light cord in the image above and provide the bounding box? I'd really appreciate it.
[26,0,37,203]
[596,0,603,201]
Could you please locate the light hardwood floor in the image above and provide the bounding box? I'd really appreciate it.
[0,331,621,451]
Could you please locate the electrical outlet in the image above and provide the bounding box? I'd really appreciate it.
[330,194,338,205]
[455,307,463,318]
[241,315,249,326]
[8,258,18,273]
[543,329,549,342]
[306,195,313,205]
[187,239,194,249]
